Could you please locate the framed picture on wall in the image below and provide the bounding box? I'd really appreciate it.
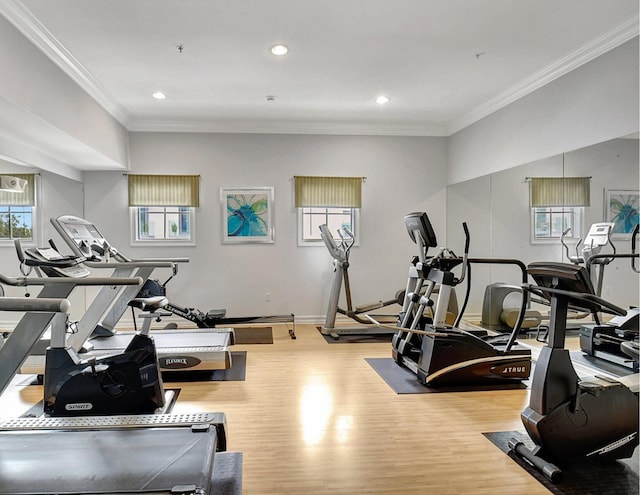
[604,189,639,239]
[220,187,275,243]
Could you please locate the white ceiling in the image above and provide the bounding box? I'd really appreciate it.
[2,0,639,138]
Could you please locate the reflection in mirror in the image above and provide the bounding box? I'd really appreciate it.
[0,158,86,321]
[446,136,639,324]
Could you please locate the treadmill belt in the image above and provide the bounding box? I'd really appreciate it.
[0,425,217,494]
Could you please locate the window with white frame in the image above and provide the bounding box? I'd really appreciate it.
[531,206,583,241]
[529,176,590,244]
[0,174,36,243]
[134,207,193,241]
[294,176,362,246]
[128,174,199,245]
[298,206,359,244]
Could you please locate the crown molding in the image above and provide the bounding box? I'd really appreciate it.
[0,0,129,124]
[2,1,637,138]
[448,15,639,135]
[126,118,450,137]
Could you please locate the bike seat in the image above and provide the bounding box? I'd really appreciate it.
[206,309,227,319]
[128,296,169,312]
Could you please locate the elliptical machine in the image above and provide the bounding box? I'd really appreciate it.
[391,212,531,387]
[509,261,639,482]
[319,224,404,339]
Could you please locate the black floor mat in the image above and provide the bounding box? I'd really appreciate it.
[365,357,529,393]
[212,452,243,495]
[162,351,247,382]
[317,327,393,343]
[484,430,639,495]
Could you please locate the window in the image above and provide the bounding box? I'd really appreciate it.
[293,175,363,246]
[136,207,192,240]
[0,174,36,244]
[298,207,359,245]
[0,205,33,240]
[128,174,199,246]
[531,206,583,242]
[529,176,589,244]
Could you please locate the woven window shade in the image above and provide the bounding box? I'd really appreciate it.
[0,174,35,206]
[128,174,200,207]
[294,176,362,208]
[529,177,590,207]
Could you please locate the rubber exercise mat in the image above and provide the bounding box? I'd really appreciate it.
[317,327,393,343]
[232,326,274,344]
[162,351,247,382]
[212,452,244,495]
[483,430,639,495]
[365,357,530,394]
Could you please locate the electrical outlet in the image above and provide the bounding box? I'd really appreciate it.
[265,292,271,301]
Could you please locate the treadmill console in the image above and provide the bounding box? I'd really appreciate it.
[52,215,109,257]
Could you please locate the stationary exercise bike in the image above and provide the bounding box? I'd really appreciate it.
[509,261,639,482]
[14,240,167,417]
[319,224,404,339]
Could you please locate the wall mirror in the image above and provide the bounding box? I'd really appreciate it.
[446,135,639,325]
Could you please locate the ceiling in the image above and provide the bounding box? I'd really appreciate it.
[1,0,639,139]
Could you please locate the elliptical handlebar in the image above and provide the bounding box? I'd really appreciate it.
[561,227,573,261]
[560,227,585,264]
[339,226,355,255]
[456,222,470,285]
[631,224,639,273]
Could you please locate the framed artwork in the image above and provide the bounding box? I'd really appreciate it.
[604,189,639,239]
[220,187,275,243]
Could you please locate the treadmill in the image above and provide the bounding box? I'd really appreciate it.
[0,295,237,495]
[20,215,234,376]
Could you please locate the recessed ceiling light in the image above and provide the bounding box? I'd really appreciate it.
[152,91,166,100]
[270,44,289,56]
[376,95,390,105]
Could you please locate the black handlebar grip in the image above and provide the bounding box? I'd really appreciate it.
[462,222,470,253]
[632,224,639,253]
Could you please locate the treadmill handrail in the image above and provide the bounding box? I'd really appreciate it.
[0,273,142,287]
[0,297,70,313]
[128,257,190,264]
[84,260,177,269]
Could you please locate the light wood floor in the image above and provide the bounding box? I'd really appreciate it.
[3,324,562,494]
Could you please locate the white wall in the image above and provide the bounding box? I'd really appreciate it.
[448,37,639,185]
[81,133,448,320]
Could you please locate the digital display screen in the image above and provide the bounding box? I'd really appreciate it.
[59,219,106,244]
